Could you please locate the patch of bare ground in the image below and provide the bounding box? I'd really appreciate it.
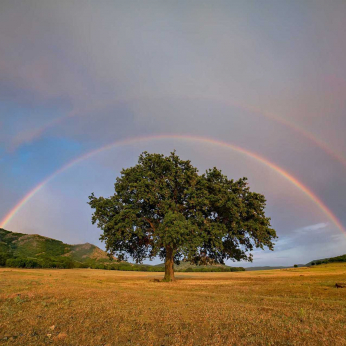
[1,263,346,345]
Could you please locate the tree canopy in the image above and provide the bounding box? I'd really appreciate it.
[88,151,277,281]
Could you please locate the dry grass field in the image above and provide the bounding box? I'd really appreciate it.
[1,264,346,345]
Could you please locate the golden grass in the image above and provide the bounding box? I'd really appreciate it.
[1,264,346,345]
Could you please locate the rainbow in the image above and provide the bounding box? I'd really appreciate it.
[1,134,345,235]
[11,94,346,170]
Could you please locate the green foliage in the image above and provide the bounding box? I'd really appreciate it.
[89,151,277,272]
[0,252,12,266]
[5,256,77,269]
[294,264,298,268]
[105,263,165,272]
[6,258,25,268]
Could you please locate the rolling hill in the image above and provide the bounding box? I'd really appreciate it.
[0,228,110,261]
[0,228,112,268]
[306,254,346,266]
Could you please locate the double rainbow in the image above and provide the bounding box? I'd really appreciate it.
[1,134,345,234]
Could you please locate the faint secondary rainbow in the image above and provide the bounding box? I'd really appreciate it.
[11,94,346,171]
[1,134,345,235]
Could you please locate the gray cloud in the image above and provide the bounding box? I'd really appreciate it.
[294,223,328,234]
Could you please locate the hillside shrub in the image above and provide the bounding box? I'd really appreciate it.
[6,258,27,268]
[0,252,12,266]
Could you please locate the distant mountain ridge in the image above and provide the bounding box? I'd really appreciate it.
[0,228,110,265]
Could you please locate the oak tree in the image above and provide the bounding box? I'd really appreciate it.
[88,151,276,281]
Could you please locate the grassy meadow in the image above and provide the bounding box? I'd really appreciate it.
[1,264,346,345]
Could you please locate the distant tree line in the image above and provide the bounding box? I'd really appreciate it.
[0,252,244,272]
[0,252,82,269]
[179,266,245,272]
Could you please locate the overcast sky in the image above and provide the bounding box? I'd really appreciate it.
[1,0,346,266]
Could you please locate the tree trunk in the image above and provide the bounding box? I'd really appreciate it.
[163,246,175,282]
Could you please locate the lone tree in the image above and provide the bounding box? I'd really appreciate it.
[88,151,277,281]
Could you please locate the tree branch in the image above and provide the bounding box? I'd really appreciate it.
[143,217,156,233]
